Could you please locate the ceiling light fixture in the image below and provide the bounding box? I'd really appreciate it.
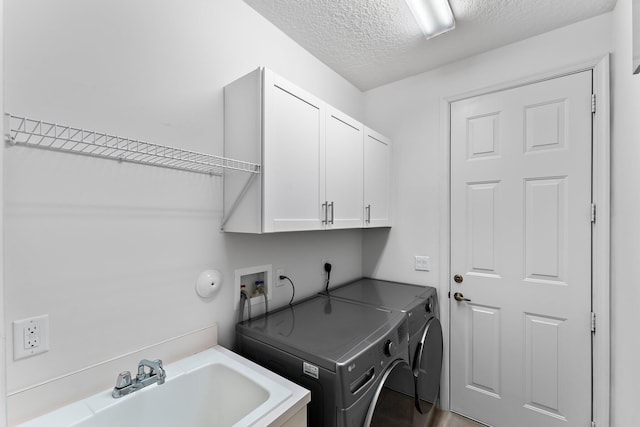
[405,0,455,39]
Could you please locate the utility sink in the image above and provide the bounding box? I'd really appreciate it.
[18,346,308,427]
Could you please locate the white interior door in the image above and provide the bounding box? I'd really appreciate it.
[450,71,593,427]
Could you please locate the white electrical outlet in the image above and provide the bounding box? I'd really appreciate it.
[24,324,40,349]
[275,268,285,287]
[13,315,50,360]
[415,255,430,271]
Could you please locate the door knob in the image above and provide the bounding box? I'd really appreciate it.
[453,274,463,283]
[453,292,471,302]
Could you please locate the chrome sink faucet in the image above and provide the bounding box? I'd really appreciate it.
[112,359,166,398]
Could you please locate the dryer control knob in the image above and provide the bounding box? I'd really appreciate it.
[383,339,394,357]
[425,299,433,313]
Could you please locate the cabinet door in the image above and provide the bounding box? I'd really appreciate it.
[364,128,392,227]
[325,107,364,229]
[263,70,326,232]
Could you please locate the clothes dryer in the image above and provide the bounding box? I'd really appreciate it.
[326,278,443,415]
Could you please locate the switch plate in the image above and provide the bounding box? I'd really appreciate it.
[415,256,430,271]
[13,315,50,360]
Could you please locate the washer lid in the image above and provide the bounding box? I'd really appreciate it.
[329,278,435,312]
[413,317,443,414]
[237,295,405,371]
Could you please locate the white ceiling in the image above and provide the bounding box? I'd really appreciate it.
[244,0,617,91]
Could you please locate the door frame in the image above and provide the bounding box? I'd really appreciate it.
[437,55,610,426]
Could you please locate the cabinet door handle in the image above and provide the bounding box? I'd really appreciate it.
[329,202,334,224]
[365,205,371,224]
[322,202,328,224]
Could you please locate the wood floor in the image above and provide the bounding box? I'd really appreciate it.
[370,388,486,427]
[430,409,486,427]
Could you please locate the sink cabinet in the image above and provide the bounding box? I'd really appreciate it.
[223,67,390,233]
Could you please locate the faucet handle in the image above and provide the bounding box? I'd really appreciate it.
[153,359,166,384]
[115,371,132,389]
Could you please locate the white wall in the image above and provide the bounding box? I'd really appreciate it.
[3,0,364,424]
[611,1,640,425]
[0,0,6,424]
[363,10,613,416]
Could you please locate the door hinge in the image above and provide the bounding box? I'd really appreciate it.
[591,203,596,224]
[591,93,596,113]
[448,291,451,299]
[591,312,596,333]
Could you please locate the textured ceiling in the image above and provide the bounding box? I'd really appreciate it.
[244,0,617,91]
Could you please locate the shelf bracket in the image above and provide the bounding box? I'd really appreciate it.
[221,172,259,230]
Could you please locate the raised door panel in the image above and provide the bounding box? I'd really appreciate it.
[364,128,391,228]
[263,70,326,232]
[523,313,567,420]
[325,107,364,229]
[467,304,502,398]
[466,181,501,277]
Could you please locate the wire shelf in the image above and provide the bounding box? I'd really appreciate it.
[4,114,261,176]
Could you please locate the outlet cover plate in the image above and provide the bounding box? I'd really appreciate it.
[13,315,50,360]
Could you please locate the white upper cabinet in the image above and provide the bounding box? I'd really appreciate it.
[325,106,364,229]
[223,67,325,233]
[364,127,392,228]
[262,70,326,232]
[223,67,390,233]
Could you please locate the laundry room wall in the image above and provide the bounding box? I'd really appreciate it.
[362,10,613,415]
[0,0,6,425]
[2,0,365,424]
[610,1,640,425]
